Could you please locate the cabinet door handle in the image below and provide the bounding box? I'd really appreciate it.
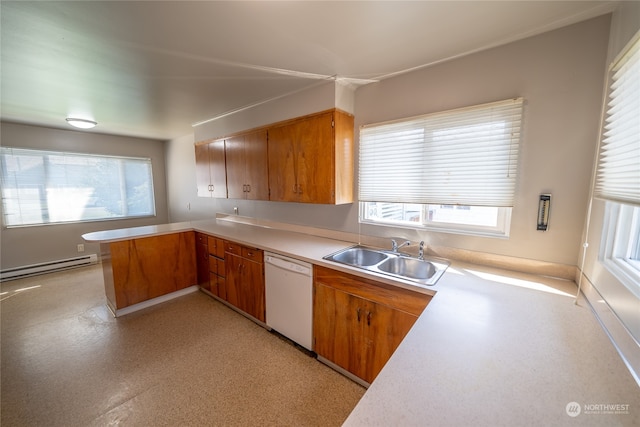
[247,184,251,193]
[298,184,302,194]
[367,311,372,326]
[293,184,298,194]
[356,307,361,322]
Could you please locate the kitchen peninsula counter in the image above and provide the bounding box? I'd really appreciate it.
[83,218,639,426]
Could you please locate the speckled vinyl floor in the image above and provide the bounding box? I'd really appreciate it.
[1,264,365,426]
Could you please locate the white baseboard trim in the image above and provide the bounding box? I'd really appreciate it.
[579,272,640,387]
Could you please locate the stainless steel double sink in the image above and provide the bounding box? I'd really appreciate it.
[323,245,449,286]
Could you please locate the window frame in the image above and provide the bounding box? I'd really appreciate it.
[0,147,157,228]
[358,98,523,237]
[360,201,512,238]
[601,202,640,299]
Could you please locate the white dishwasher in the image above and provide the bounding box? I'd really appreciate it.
[264,252,313,351]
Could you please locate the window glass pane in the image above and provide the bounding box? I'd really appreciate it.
[428,205,499,227]
[363,202,422,224]
[0,147,155,227]
[360,201,509,237]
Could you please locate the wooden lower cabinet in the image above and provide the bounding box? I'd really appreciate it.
[313,266,432,384]
[225,242,265,322]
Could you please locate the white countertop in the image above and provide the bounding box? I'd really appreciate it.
[83,219,640,425]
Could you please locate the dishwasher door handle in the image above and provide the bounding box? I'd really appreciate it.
[265,255,312,277]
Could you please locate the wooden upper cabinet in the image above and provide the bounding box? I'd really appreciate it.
[268,109,354,204]
[225,130,269,200]
[195,138,227,198]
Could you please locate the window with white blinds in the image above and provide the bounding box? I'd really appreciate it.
[359,98,524,207]
[0,147,156,227]
[594,32,640,206]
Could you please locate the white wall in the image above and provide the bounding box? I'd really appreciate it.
[168,15,611,268]
[355,15,611,267]
[0,122,169,270]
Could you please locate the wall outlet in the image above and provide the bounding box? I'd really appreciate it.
[77,244,85,252]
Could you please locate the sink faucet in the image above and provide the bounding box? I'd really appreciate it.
[391,239,411,252]
[418,241,425,260]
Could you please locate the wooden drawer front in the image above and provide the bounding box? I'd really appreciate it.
[209,273,223,298]
[216,259,225,277]
[225,241,242,256]
[207,235,217,252]
[314,266,431,317]
[196,232,209,246]
[209,257,225,278]
[214,238,225,258]
[208,236,226,258]
[209,255,219,275]
[217,276,227,300]
[242,247,263,263]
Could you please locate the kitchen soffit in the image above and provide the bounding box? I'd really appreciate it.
[0,1,616,140]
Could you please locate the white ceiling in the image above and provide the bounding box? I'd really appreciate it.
[1,1,617,140]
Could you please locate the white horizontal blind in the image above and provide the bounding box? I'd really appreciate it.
[594,32,640,206]
[0,147,155,226]
[359,98,523,207]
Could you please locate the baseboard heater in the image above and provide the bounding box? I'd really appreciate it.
[0,254,98,281]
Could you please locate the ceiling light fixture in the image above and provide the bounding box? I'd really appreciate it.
[65,118,97,129]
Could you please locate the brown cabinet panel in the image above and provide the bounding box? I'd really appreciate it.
[196,232,210,289]
[244,130,269,200]
[225,253,242,308]
[196,108,352,205]
[109,232,197,309]
[267,109,353,204]
[208,236,226,258]
[206,236,226,299]
[313,283,360,375]
[225,134,246,199]
[195,143,212,198]
[313,266,430,383]
[226,130,269,200]
[241,246,263,263]
[195,139,227,198]
[224,241,242,256]
[314,266,431,317]
[217,276,227,301]
[209,254,219,275]
[224,243,265,322]
[361,299,417,383]
[295,111,334,203]
[196,232,208,245]
[267,124,296,202]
